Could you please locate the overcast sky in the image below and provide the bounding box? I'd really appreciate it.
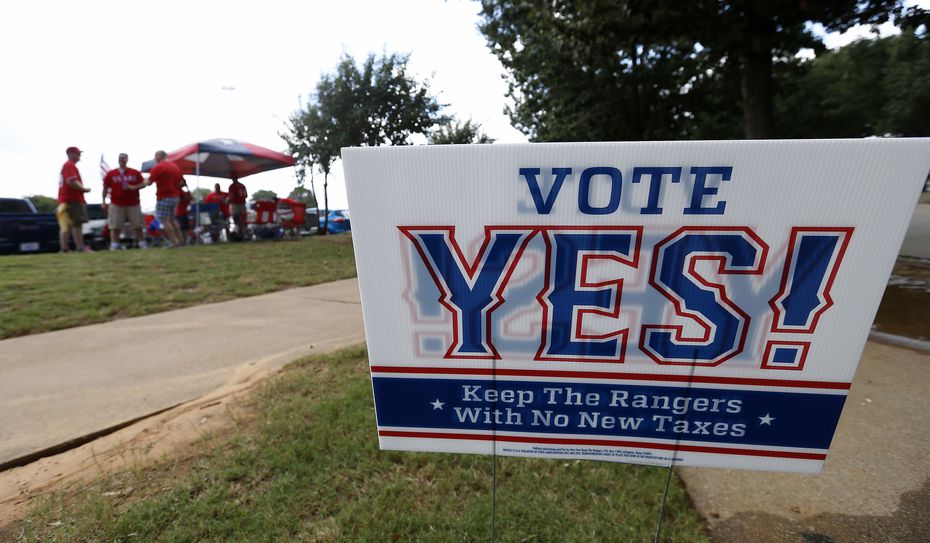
[0,0,923,210]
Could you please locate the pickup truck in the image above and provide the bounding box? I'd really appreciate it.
[0,198,60,254]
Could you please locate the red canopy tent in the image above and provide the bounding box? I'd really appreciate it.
[141,138,296,239]
[141,138,295,179]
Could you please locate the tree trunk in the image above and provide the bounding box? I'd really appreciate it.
[308,176,319,233]
[308,171,317,210]
[740,0,776,139]
[631,43,647,140]
[322,172,329,235]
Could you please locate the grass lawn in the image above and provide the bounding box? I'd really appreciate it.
[0,236,356,340]
[17,347,708,542]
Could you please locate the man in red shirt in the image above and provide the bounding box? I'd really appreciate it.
[57,146,93,253]
[144,150,184,247]
[102,153,147,250]
[204,182,230,240]
[228,175,248,241]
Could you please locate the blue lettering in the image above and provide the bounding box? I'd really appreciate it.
[641,228,766,366]
[632,167,682,215]
[578,167,622,215]
[538,230,639,361]
[684,166,731,215]
[520,167,571,214]
[770,228,852,332]
[403,228,534,358]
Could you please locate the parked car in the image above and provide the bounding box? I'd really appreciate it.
[320,209,351,234]
[302,207,319,235]
[0,197,60,254]
[82,203,108,249]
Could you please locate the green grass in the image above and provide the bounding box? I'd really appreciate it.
[17,347,708,542]
[0,236,356,339]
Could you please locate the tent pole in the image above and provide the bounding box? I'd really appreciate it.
[195,149,201,243]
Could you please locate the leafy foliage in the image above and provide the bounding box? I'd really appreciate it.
[430,119,495,144]
[685,0,907,138]
[877,30,930,136]
[331,53,448,146]
[282,52,447,232]
[285,52,447,155]
[250,189,277,202]
[26,194,57,213]
[479,1,705,141]
[778,31,930,138]
[283,99,337,232]
[287,185,317,207]
[477,0,914,140]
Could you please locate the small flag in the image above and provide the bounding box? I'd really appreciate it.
[100,154,110,180]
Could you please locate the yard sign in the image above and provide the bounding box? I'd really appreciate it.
[343,139,930,473]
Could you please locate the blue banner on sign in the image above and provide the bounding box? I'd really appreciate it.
[372,377,846,450]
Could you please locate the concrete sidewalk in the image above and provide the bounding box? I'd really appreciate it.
[0,278,365,467]
[679,341,930,543]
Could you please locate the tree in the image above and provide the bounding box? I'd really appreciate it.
[478,1,704,141]
[777,31,930,138]
[478,0,917,139]
[284,102,338,233]
[288,186,317,207]
[429,119,495,144]
[191,187,211,202]
[879,29,930,136]
[282,108,319,229]
[26,195,57,213]
[692,0,909,138]
[283,52,447,233]
[251,189,277,202]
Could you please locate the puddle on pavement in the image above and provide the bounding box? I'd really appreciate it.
[873,280,930,341]
[710,478,930,543]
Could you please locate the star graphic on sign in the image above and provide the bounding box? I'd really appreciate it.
[759,413,776,426]
[431,399,445,410]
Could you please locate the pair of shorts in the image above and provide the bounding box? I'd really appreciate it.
[156,197,179,220]
[177,214,191,231]
[108,205,144,230]
[56,202,87,230]
[230,203,247,219]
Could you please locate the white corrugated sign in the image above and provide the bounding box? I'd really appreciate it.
[343,139,930,473]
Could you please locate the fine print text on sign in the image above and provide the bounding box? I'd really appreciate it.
[344,140,930,473]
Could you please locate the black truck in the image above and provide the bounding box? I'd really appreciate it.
[0,198,60,254]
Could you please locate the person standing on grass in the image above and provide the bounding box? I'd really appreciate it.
[57,146,93,253]
[145,150,184,247]
[204,182,230,240]
[102,153,147,250]
[176,179,193,244]
[228,175,248,240]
